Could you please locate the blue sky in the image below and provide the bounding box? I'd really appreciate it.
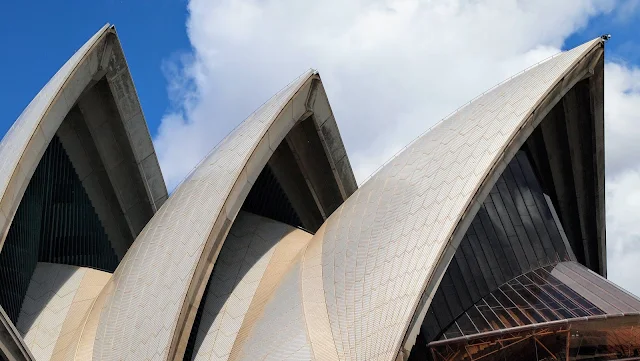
[565,4,640,61]
[2,1,640,295]
[0,0,190,137]
[1,2,638,140]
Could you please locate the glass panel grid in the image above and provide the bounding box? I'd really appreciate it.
[434,262,631,341]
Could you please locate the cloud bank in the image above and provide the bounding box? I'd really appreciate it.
[603,61,640,294]
[155,0,640,295]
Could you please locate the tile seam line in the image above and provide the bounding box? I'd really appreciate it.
[304,211,343,361]
[296,240,314,359]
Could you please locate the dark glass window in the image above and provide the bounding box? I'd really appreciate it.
[0,136,118,322]
[492,308,520,328]
[456,314,478,334]
[428,261,640,343]
[478,305,506,330]
[416,150,626,348]
[442,323,462,339]
[467,306,492,333]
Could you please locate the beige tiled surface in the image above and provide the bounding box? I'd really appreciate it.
[237,260,311,361]
[191,212,290,360]
[92,72,315,360]
[15,263,110,361]
[301,224,339,361]
[190,212,311,361]
[311,39,602,360]
[94,38,601,361]
[50,270,111,361]
[73,278,114,361]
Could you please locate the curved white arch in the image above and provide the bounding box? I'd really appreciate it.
[0,24,168,361]
[175,38,605,361]
[0,25,107,246]
[298,38,605,360]
[4,25,605,361]
[0,24,167,256]
[92,71,355,360]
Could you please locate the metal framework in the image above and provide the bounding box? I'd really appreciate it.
[430,319,640,361]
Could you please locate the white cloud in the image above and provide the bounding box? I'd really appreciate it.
[156,0,614,186]
[155,0,640,295]
[604,61,640,296]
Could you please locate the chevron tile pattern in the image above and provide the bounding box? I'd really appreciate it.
[190,212,311,361]
[314,39,601,360]
[92,71,315,361]
[15,263,110,361]
[190,210,313,360]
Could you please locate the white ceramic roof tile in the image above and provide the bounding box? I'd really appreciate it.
[92,72,316,360]
[307,39,601,361]
[237,261,311,361]
[15,263,110,361]
[191,213,294,361]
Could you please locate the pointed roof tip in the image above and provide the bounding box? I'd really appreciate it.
[601,33,612,42]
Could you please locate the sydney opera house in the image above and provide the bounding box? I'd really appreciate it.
[0,23,638,361]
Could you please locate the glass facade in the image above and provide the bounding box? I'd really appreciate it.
[436,261,640,341]
[417,151,574,345]
[0,136,118,322]
[425,262,640,360]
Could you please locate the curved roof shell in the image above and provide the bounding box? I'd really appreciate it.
[0,24,608,361]
[309,38,604,360]
[182,38,606,361]
[0,24,168,361]
[189,211,313,360]
[16,263,111,361]
[92,69,356,359]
